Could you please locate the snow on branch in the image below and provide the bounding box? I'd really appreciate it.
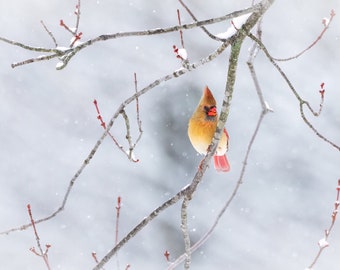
[0,18,237,236]
[307,179,340,268]
[0,2,264,70]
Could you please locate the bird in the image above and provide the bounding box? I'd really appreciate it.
[188,86,230,172]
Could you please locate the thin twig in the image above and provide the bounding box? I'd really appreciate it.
[0,36,61,53]
[0,4,273,270]
[273,9,335,61]
[74,0,81,34]
[134,72,143,145]
[40,20,58,47]
[308,179,340,269]
[94,99,126,154]
[94,99,139,162]
[178,0,226,42]
[60,20,76,35]
[93,185,191,270]
[11,53,61,68]
[247,21,273,113]
[248,33,340,151]
[27,204,52,270]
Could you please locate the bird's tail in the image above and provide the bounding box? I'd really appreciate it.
[213,155,230,172]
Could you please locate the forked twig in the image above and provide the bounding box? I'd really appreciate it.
[248,32,340,151]
[93,74,143,162]
[134,72,143,145]
[173,9,189,65]
[74,0,81,34]
[27,204,52,270]
[307,179,340,269]
[273,9,336,61]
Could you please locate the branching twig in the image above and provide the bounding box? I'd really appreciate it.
[93,99,124,153]
[60,1,83,48]
[0,4,263,69]
[74,0,81,35]
[273,9,336,61]
[94,98,140,162]
[181,196,191,269]
[27,204,52,270]
[307,179,340,269]
[248,32,340,151]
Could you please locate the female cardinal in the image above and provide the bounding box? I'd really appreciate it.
[188,86,230,172]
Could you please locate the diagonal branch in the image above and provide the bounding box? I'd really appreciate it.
[0,32,231,236]
[168,7,274,269]
[93,2,274,269]
[273,9,335,61]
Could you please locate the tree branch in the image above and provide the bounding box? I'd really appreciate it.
[0,26,231,236]
[248,33,340,151]
[167,8,273,268]
[0,4,262,69]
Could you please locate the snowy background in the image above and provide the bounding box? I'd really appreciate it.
[0,0,339,269]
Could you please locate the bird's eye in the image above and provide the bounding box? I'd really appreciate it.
[204,105,217,117]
